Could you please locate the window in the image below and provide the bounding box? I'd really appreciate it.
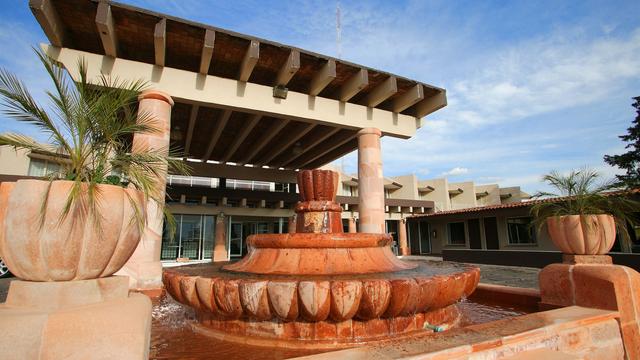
[447,222,466,245]
[28,158,61,177]
[507,217,536,244]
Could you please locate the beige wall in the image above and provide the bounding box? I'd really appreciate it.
[448,181,476,210]
[500,186,529,204]
[388,174,419,200]
[475,184,501,207]
[418,178,451,211]
[0,146,31,176]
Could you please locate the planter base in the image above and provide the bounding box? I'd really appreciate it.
[0,276,151,360]
[539,259,640,359]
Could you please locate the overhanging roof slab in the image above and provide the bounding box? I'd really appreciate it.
[44,45,420,139]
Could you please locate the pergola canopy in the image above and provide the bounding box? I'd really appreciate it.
[31,0,447,170]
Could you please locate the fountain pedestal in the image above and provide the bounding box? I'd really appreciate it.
[0,276,151,359]
[163,170,479,348]
[539,255,640,359]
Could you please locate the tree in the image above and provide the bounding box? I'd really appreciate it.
[604,96,640,188]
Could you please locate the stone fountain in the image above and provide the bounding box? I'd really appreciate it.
[163,169,479,349]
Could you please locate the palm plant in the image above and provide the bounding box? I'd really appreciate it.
[530,168,639,245]
[0,49,189,235]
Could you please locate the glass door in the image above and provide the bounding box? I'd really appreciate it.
[180,215,202,259]
[229,222,243,258]
[201,216,215,259]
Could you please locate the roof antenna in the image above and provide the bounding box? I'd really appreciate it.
[336,1,342,59]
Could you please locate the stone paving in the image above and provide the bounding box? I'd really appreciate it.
[402,256,540,289]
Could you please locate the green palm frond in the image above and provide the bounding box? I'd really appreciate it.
[0,48,190,238]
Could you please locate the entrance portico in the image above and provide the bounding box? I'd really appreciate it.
[30,0,447,289]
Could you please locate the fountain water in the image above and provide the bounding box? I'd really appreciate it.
[163,169,479,348]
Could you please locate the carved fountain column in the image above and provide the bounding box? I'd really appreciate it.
[357,127,385,233]
[117,90,173,292]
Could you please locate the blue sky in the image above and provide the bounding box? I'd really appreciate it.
[1,0,639,193]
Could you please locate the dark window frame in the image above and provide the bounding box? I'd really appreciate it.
[506,217,537,245]
[447,222,466,246]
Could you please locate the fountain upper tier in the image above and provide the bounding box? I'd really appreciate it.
[223,169,417,275]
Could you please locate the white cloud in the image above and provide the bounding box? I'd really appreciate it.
[442,167,469,176]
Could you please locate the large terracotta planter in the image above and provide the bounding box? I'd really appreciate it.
[546,214,616,255]
[0,180,145,281]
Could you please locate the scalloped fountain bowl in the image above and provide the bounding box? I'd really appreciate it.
[163,170,479,349]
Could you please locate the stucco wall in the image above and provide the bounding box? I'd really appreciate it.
[418,178,451,211]
[411,206,556,254]
[475,184,501,207]
[0,146,30,176]
[449,181,477,210]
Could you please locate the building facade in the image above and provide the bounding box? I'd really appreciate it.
[0,145,533,260]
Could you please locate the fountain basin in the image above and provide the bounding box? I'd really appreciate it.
[163,261,479,347]
[223,233,417,275]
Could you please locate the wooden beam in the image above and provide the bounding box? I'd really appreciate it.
[240,119,291,165]
[275,49,300,86]
[238,40,259,82]
[414,90,447,118]
[365,76,397,107]
[393,84,424,113]
[309,59,336,96]
[222,114,261,163]
[95,1,118,57]
[257,123,316,166]
[201,109,232,161]
[294,134,357,168]
[281,127,341,167]
[183,104,199,157]
[199,29,215,74]
[29,0,66,47]
[153,18,166,66]
[339,69,368,102]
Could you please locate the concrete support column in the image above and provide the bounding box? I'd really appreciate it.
[398,218,409,256]
[348,217,357,233]
[357,127,385,233]
[117,90,173,291]
[213,213,227,262]
[288,215,296,234]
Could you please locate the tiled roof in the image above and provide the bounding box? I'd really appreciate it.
[411,188,640,218]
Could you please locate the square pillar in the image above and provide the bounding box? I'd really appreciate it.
[213,213,228,262]
[398,218,409,256]
[348,217,357,233]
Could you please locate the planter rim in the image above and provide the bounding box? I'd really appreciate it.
[545,214,614,219]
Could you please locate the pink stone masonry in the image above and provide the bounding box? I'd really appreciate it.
[117,90,173,290]
[357,128,385,234]
[398,219,410,256]
[348,217,357,233]
[212,214,227,262]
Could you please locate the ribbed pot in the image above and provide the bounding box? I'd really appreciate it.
[546,214,616,255]
[0,180,145,281]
